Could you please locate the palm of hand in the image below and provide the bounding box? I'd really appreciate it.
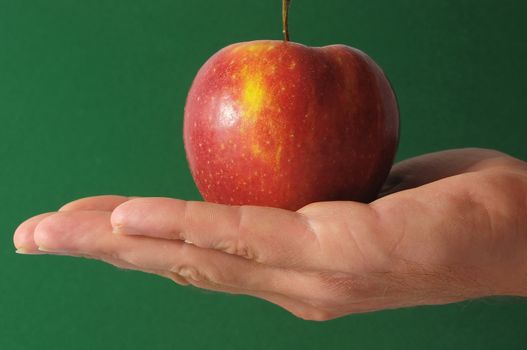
[13,148,527,321]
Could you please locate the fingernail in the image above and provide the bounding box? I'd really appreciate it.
[112,225,143,235]
[37,246,67,253]
[15,248,45,255]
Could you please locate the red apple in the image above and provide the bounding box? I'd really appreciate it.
[184,0,398,211]
[183,39,399,211]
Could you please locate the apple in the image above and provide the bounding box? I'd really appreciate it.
[183,1,399,211]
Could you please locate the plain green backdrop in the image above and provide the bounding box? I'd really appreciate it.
[1,0,526,349]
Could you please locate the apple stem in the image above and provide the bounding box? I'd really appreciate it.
[282,0,291,42]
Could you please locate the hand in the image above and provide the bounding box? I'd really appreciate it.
[13,148,527,321]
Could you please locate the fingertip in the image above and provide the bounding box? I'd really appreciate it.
[16,248,45,255]
[33,211,81,251]
[13,212,56,251]
[32,213,61,250]
[109,200,134,229]
[109,196,159,228]
[110,196,183,235]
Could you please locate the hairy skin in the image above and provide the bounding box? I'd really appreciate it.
[13,148,527,321]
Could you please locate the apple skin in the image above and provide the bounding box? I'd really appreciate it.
[184,40,399,211]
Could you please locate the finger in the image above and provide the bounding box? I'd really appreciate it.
[32,210,326,301]
[379,148,509,196]
[32,210,350,320]
[36,248,191,286]
[37,246,326,320]
[33,210,342,316]
[110,197,320,268]
[59,195,140,212]
[16,210,189,284]
[13,212,56,253]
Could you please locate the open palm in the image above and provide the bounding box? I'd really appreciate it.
[13,148,527,321]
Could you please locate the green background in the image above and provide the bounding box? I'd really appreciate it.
[1,0,526,349]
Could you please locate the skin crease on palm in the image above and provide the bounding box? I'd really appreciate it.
[13,148,527,321]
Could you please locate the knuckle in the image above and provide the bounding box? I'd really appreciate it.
[219,206,260,261]
[176,265,202,281]
[226,238,257,261]
[167,272,191,286]
[172,265,218,285]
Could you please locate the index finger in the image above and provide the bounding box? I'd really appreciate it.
[110,197,321,268]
